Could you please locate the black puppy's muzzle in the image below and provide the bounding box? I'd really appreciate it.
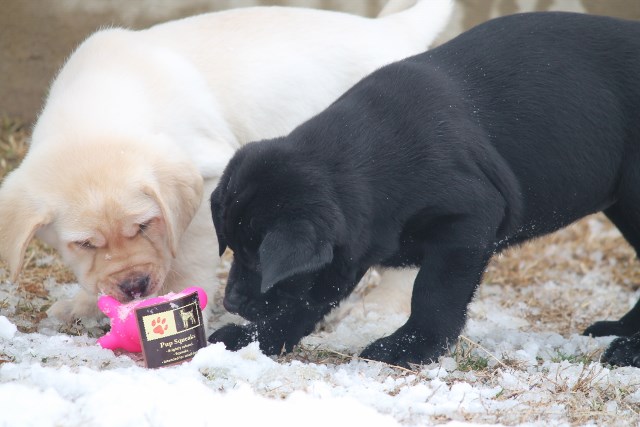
[223,289,249,314]
[224,259,263,316]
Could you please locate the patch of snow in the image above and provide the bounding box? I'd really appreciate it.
[0,316,17,339]
[1,268,640,425]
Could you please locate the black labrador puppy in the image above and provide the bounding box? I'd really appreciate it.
[209,12,640,367]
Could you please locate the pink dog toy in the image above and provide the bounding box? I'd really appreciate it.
[97,286,208,352]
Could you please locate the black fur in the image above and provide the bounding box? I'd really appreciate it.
[601,333,640,368]
[209,12,640,367]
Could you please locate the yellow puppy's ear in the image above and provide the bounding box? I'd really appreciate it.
[0,173,52,281]
[143,162,203,258]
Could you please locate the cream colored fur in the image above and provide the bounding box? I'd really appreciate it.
[0,0,452,322]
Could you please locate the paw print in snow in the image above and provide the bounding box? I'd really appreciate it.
[152,317,168,335]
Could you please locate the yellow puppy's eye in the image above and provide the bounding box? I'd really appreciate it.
[138,220,152,233]
[75,240,96,250]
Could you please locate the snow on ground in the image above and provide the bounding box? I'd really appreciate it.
[2,218,640,426]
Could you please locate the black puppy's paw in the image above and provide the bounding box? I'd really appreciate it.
[601,333,640,368]
[253,322,303,356]
[209,322,301,356]
[208,323,257,351]
[583,320,635,338]
[360,327,448,368]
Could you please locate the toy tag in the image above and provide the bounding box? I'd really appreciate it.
[135,290,207,368]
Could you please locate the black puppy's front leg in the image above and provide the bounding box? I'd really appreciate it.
[361,220,494,367]
[207,303,325,354]
[208,293,326,354]
[210,265,367,355]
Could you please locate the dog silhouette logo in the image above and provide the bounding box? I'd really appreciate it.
[179,307,197,329]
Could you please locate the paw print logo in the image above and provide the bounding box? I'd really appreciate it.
[143,312,177,340]
[151,317,168,335]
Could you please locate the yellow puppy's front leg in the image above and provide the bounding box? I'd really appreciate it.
[47,288,102,323]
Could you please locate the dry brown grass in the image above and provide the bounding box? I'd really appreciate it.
[0,117,29,180]
[0,119,75,331]
[488,213,640,290]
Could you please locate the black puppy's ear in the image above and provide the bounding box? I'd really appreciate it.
[259,220,333,293]
[210,185,228,256]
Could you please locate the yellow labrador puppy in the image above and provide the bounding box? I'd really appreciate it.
[0,0,451,322]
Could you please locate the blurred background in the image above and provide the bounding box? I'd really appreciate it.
[1,0,639,124]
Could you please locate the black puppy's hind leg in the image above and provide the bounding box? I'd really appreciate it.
[600,332,640,368]
[584,198,640,338]
[361,216,496,367]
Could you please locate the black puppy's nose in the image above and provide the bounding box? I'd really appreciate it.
[119,275,150,299]
[223,291,248,314]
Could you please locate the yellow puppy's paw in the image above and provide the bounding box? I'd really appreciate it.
[47,291,101,323]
